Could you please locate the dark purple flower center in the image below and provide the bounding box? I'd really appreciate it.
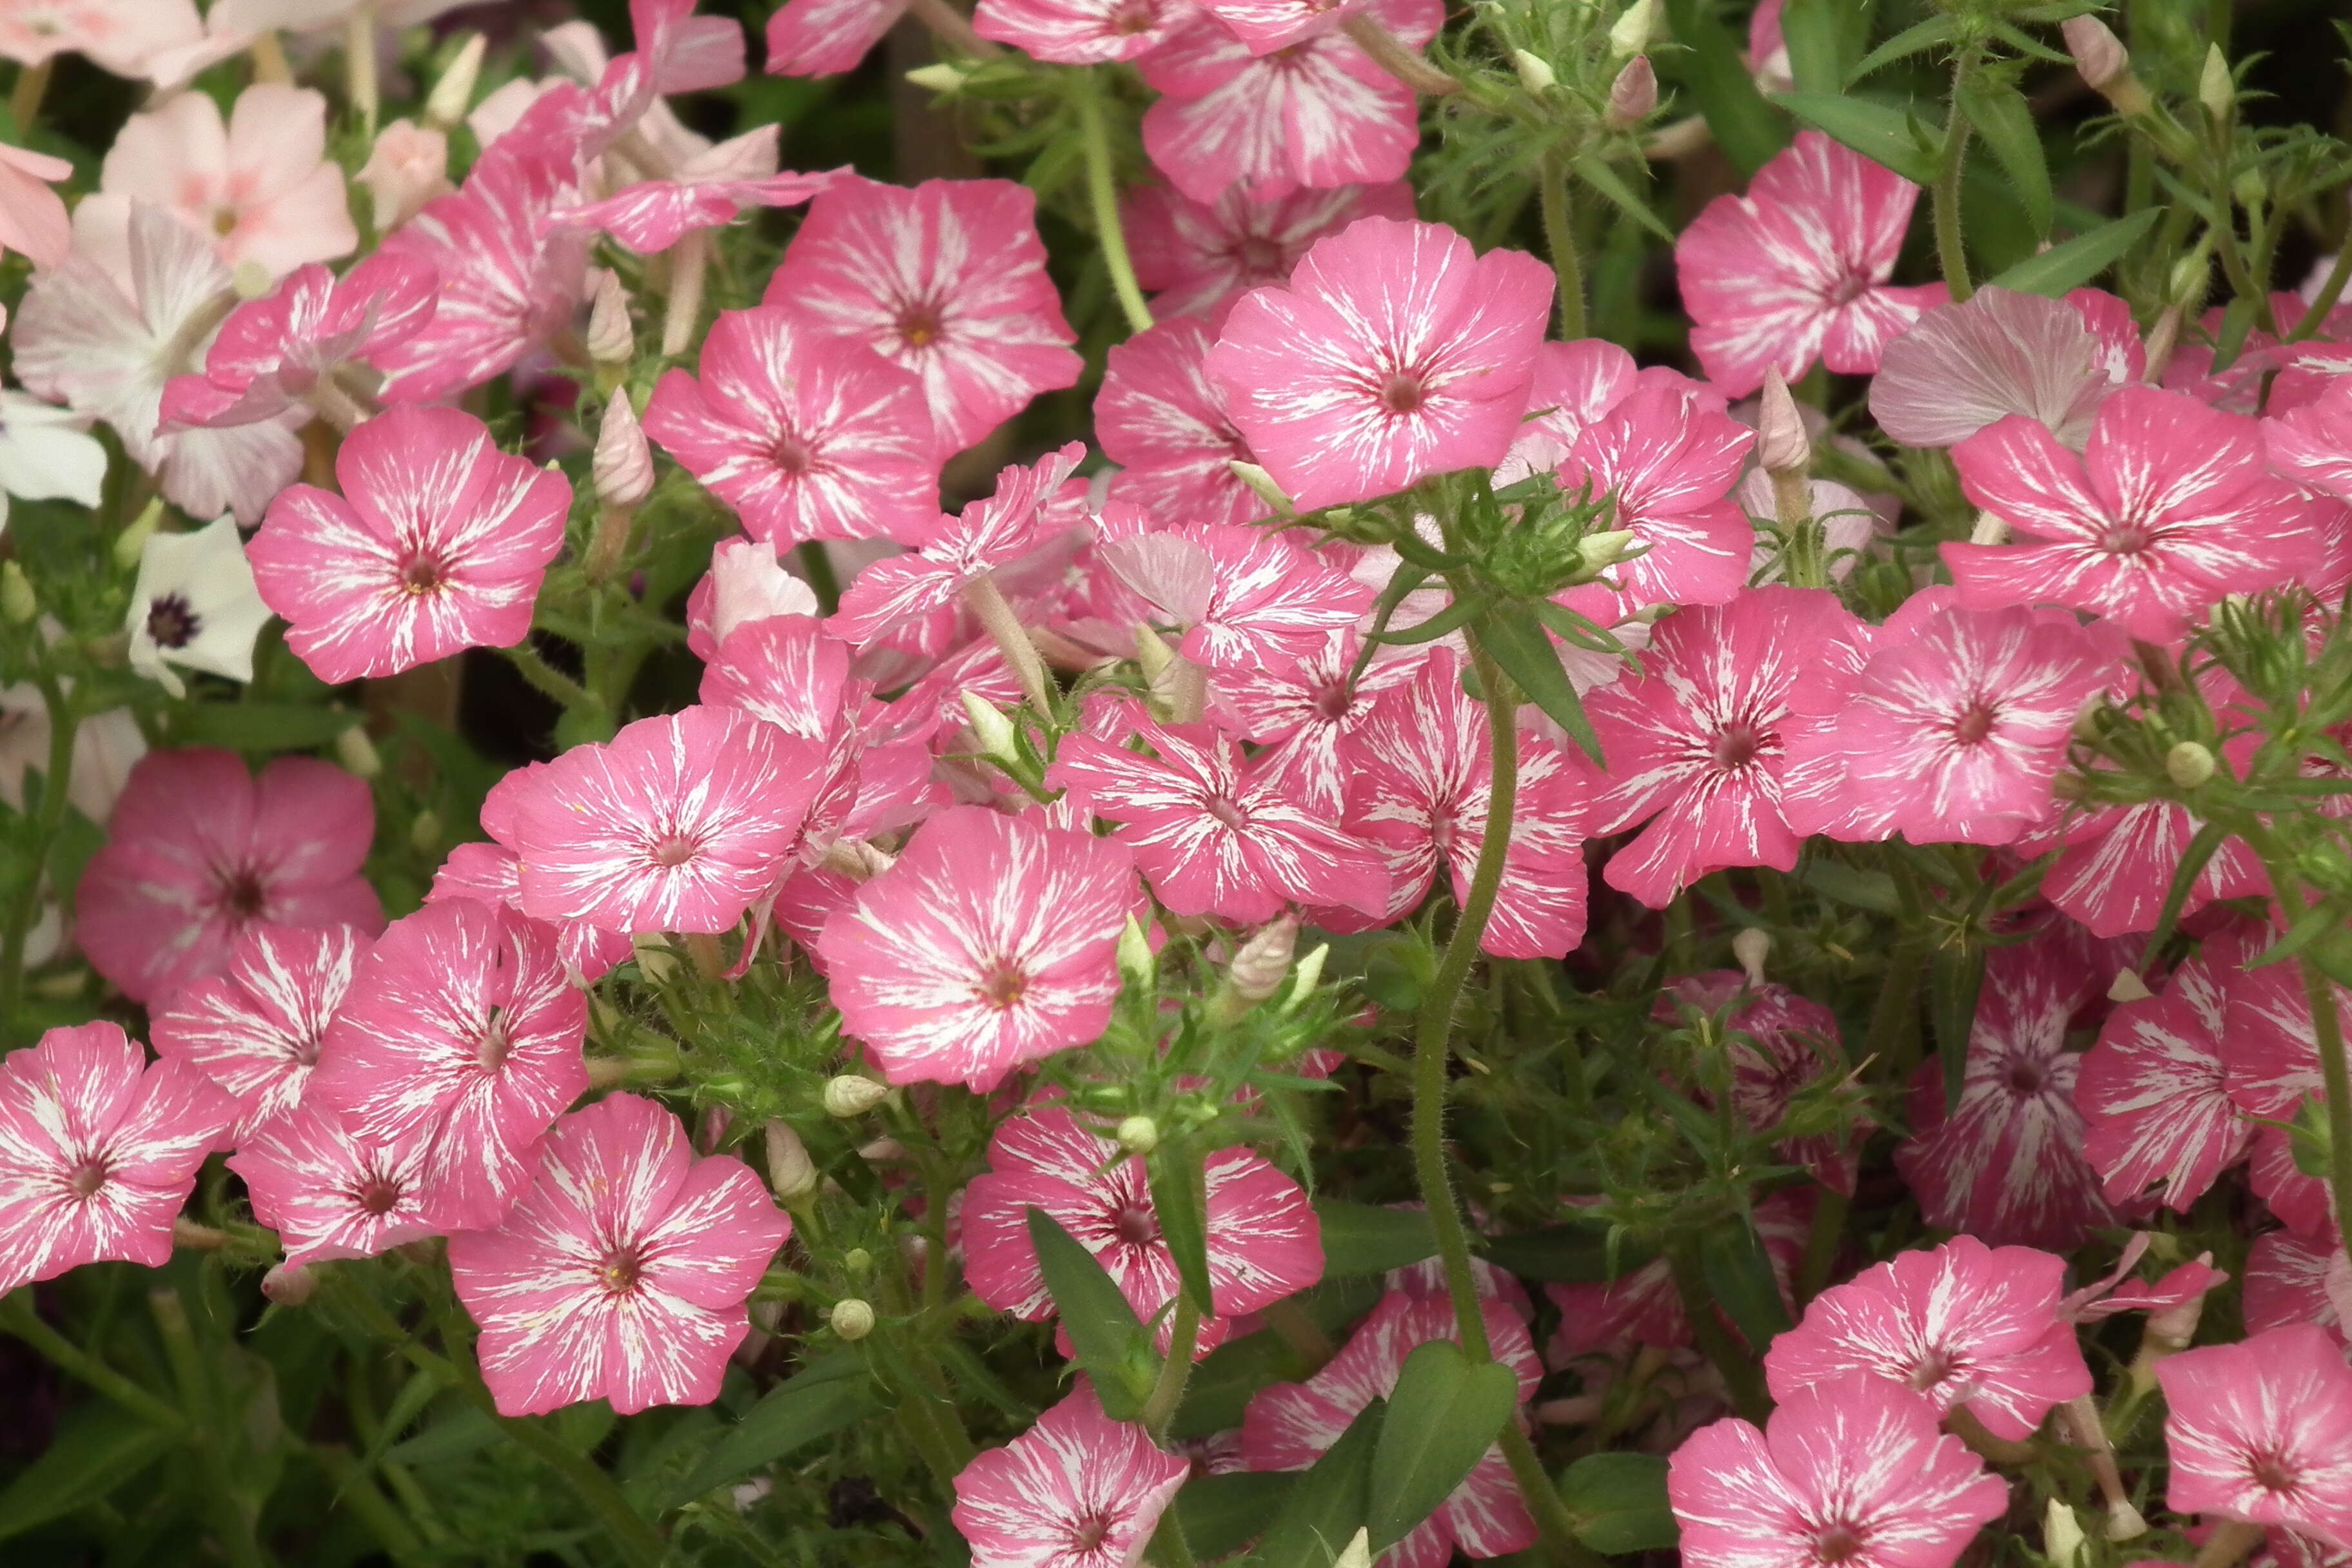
[1204,795,1248,830]
[1230,234,1288,280]
[770,431,812,475]
[1111,1202,1159,1247]
[352,1171,404,1217]
[2248,1446,2303,1494]
[66,1155,110,1200]
[1310,681,1352,723]
[217,867,270,919]
[598,1244,647,1297]
[977,963,1028,1012]
[146,593,201,650]
[1712,721,1763,771]
[2004,1058,2046,1095]
[1812,1520,1867,1564]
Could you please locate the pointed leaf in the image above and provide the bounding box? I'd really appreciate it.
[1772,92,1939,184]
[2137,820,2231,972]
[1476,603,1603,765]
[1312,1200,1438,1276]
[1845,14,1962,83]
[1776,0,1850,93]
[1985,211,2159,297]
[1955,78,2050,237]
[1028,1206,1161,1419]
[1699,1215,1792,1353]
[1932,943,1987,1114]
[1482,1222,1652,1282]
[1179,1472,1299,1561]
[662,1360,877,1508]
[1366,1341,1519,1551]
[0,1403,177,1541]
[1570,155,1675,243]
[1661,0,1790,177]
[1558,1453,1680,1554]
[1149,1140,1216,1317]
[1248,1398,1386,1568]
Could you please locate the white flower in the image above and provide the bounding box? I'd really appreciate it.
[126,515,273,697]
[0,389,108,536]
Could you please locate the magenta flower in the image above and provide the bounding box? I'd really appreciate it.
[486,706,827,937]
[1345,648,1589,957]
[1099,319,1268,529]
[1123,181,1418,325]
[961,1106,1323,1357]
[228,1103,436,1266]
[429,842,635,986]
[2158,1326,2352,1550]
[1870,286,2142,450]
[448,1092,790,1416]
[952,1383,1190,1568]
[1943,387,2322,642]
[819,806,1139,1090]
[1669,1373,2008,1568]
[1101,520,1376,674]
[1764,1237,2090,1441]
[2244,1230,2346,1344]
[149,921,369,1144]
[556,164,835,255]
[2078,934,2256,1213]
[1244,1292,1541,1568]
[2034,798,2268,940]
[1576,587,1868,908]
[159,251,438,429]
[764,177,1081,453]
[765,0,906,75]
[309,899,588,1231]
[974,0,1186,62]
[248,405,572,684]
[77,748,383,1007]
[1049,702,1390,925]
[2225,961,2352,1238]
[1674,132,1946,397]
[0,1022,236,1295]
[644,305,940,548]
[1205,216,1553,511]
[1661,973,1867,1195]
[1896,939,2121,1250]
[1213,631,1428,818]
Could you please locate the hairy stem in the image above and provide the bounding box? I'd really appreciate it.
[1340,14,1459,97]
[8,59,50,129]
[1934,63,1976,301]
[963,573,1054,714]
[660,228,710,357]
[2289,244,2352,342]
[1075,71,1155,337]
[346,6,379,139]
[1537,152,1586,341]
[2248,830,2352,1262]
[1139,1296,1201,1441]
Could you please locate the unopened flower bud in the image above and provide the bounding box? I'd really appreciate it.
[335,723,382,779]
[113,496,164,571]
[0,561,34,625]
[1605,55,1656,129]
[765,1120,818,1201]
[585,270,634,366]
[409,808,442,853]
[231,259,273,300]
[1117,914,1155,988]
[2169,250,2212,312]
[2044,1501,2086,1568]
[1511,48,1556,92]
[829,1298,876,1340]
[823,1074,890,1118]
[1227,460,1295,519]
[1116,1115,1159,1155]
[1229,914,1298,1004]
[959,689,1019,761]
[1732,927,1770,986]
[1331,1528,1374,1568]
[905,61,973,94]
[1574,529,1642,576]
[842,1247,873,1274]
[261,1262,314,1306]
[2197,44,2231,120]
[1968,510,2010,547]
[424,33,487,130]
[2165,740,2216,789]
[2108,968,2153,1003]
[2104,1500,2148,1543]
[2061,15,2128,92]
[594,395,654,509]
[1608,0,1659,58]
[1756,367,1811,475]
[1281,943,1328,1014]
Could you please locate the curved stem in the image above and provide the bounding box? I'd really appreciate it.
[1537,152,1586,341]
[8,59,50,130]
[1339,13,1459,97]
[963,573,1054,714]
[1075,72,1155,338]
[0,671,75,1029]
[2247,829,2352,1262]
[496,640,595,718]
[1139,1296,1200,1442]
[1934,64,1976,301]
[1666,1244,1770,1423]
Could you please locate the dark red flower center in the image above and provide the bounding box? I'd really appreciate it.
[649,834,700,868]
[1230,234,1288,280]
[1379,372,1427,415]
[66,1155,110,1200]
[352,1171,404,1217]
[1066,1510,1115,1556]
[2099,519,2151,556]
[598,1244,647,1297]
[1310,681,1352,722]
[1906,1344,1958,1390]
[402,553,449,594]
[896,302,946,349]
[1950,701,1996,745]
[1825,271,1872,307]
[2004,1059,2046,1095]
[770,431,813,475]
[2248,1446,2303,1494]
[977,963,1028,1012]
[1107,0,1157,34]
[1812,1520,1868,1564]
[217,867,270,919]
[1712,721,1763,771]
[1111,1202,1159,1247]
[146,593,201,651]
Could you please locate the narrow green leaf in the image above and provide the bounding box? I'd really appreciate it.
[1985,211,2161,296]
[1028,1206,1159,1419]
[1312,1199,1438,1277]
[1800,858,1899,914]
[0,1403,176,1541]
[1558,1453,1680,1554]
[1476,604,1602,765]
[1569,154,1675,243]
[1844,14,1961,84]
[164,701,362,752]
[1777,0,1845,93]
[1369,594,1485,646]
[662,1366,877,1509]
[1955,79,2050,237]
[1482,1222,1651,1283]
[1698,1215,1794,1353]
[1771,92,1939,184]
[1248,1398,1386,1568]
[2137,821,2231,972]
[1932,943,1987,1115]
[1149,1141,1216,1316]
[1661,0,1789,177]
[1179,1472,1298,1562]
[1366,1343,1518,1551]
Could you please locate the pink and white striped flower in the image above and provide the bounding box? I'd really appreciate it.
[1206,216,1553,512]
[0,1021,236,1295]
[1098,319,1268,529]
[973,0,1187,62]
[1211,630,1428,819]
[309,898,589,1231]
[2225,960,2352,1237]
[2266,377,2352,507]
[429,841,637,987]
[2244,1230,2347,1344]
[2031,798,2268,940]
[149,921,368,1144]
[448,1092,790,1416]
[2078,933,2256,1213]
[248,405,572,684]
[1869,286,2144,451]
[763,0,905,75]
[228,1102,437,1266]
[555,156,835,255]
[1123,181,1418,325]
[683,536,823,660]
[961,1106,1324,1357]
[159,252,438,429]
[1660,973,1866,1195]
[1101,520,1376,674]
[2157,1325,2352,1551]
[952,1382,1190,1568]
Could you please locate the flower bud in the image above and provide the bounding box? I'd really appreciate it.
[1117,914,1155,988]
[1732,927,1770,986]
[829,1298,876,1340]
[594,395,654,509]
[1605,55,1656,129]
[1228,914,1298,1004]
[1227,460,1295,519]
[765,1120,818,1201]
[1511,48,1556,92]
[1282,943,1328,1013]
[335,723,382,779]
[424,33,487,130]
[959,689,1019,762]
[1332,1529,1374,1568]
[2165,740,2216,789]
[905,61,973,94]
[585,270,634,366]
[113,496,164,571]
[842,1246,874,1274]
[2197,44,2231,120]
[823,1074,890,1118]
[1116,1115,1159,1155]
[2061,15,2128,92]
[1573,529,1642,577]
[232,259,274,300]
[2107,968,2153,1003]
[261,1262,314,1306]
[356,119,451,231]
[409,808,442,853]
[1968,510,2011,547]
[1608,0,1659,58]
[0,561,34,625]
[2169,250,2211,312]
[1756,367,1811,476]
[2044,1501,2086,1568]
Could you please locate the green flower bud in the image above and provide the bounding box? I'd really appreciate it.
[830,1298,876,1340]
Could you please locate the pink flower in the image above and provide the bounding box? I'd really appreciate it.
[1668,1373,2008,1568]
[763,0,905,75]
[1193,0,1366,54]
[1895,939,2121,1250]
[448,1092,789,1416]
[684,537,821,658]
[1344,648,1589,957]
[1943,387,2323,642]
[1101,520,1376,674]
[0,142,73,270]
[355,119,451,231]
[77,748,382,1007]
[1212,631,1427,818]
[0,0,203,77]
[1576,587,1868,908]
[819,806,1138,1089]
[1098,319,1268,529]
[248,405,572,684]
[1764,1237,2091,1441]
[0,1022,236,1295]
[2077,933,2256,1212]
[159,252,437,429]
[1205,216,1553,511]
[1124,180,1418,325]
[2225,961,2352,1237]
[2244,1230,2347,1344]
[1870,286,2144,450]
[228,1102,436,1265]
[1674,132,1946,397]
[1244,1292,1541,1568]
[1049,701,1390,925]
[555,147,836,255]
[149,921,368,1144]
[429,841,635,986]
[2157,1325,2352,1550]
[99,83,355,278]
[309,898,587,1231]
[1137,0,1439,205]
[2266,378,2352,507]
[764,177,1081,453]
[974,0,1186,61]
[1660,973,1867,1194]
[643,304,940,547]
[962,1106,1323,1357]
[2032,798,2268,940]
[952,1383,1190,1568]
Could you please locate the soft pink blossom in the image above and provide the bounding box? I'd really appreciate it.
[2077,933,2255,1212]
[100,84,355,278]
[1870,286,2144,450]
[556,143,836,255]
[448,1092,789,1416]
[149,921,368,1144]
[356,119,451,232]
[1101,520,1376,674]
[974,0,1186,61]
[2245,1230,2347,1344]
[952,1383,1190,1568]
[1098,319,1268,529]
[2157,1326,2352,1550]
[2266,377,2352,508]
[228,1102,437,1265]
[0,141,72,270]
[763,0,905,75]
[1211,630,1427,818]
[160,252,438,429]
[1660,973,1867,1194]
[1124,180,1418,325]
[2226,960,2352,1237]
[428,842,635,986]
[0,0,204,77]
[683,536,823,660]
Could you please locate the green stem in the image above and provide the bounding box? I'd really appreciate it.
[796,539,843,614]
[1934,60,1976,301]
[152,1291,271,1568]
[1139,1296,1201,1442]
[1859,940,1926,1085]
[1150,1513,1202,1568]
[8,59,50,128]
[0,670,74,1030]
[1666,1245,1770,1423]
[1796,1185,1848,1304]
[2289,244,2352,342]
[1076,70,1155,338]
[497,640,596,717]
[1538,152,1587,340]
[0,1293,187,1431]
[2246,831,2352,1262]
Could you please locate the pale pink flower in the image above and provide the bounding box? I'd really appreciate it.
[952,1383,1190,1568]
[448,1092,789,1416]
[1125,181,1419,325]
[819,805,1138,1090]
[764,177,1081,453]
[1943,387,2323,642]
[2225,960,2352,1238]
[356,119,451,232]
[2077,933,2256,1213]
[2266,377,2352,508]
[644,305,939,547]
[101,84,355,279]
[962,1106,1324,1357]
[248,406,569,683]
[1660,973,1867,1195]
[487,706,827,937]
[1668,1373,2008,1568]
[0,0,203,81]
[1576,587,1868,907]
[0,142,72,270]
[1244,1292,1541,1568]
[1896,939,2121,1250]
[1211,630,1427,818]
[149,921,368,1144]
[0,1021,235,1295]
[975,0,1186,61]
[585,0,748,134]
[2031,798,2268,940]
[1137,0,1439,205]
[1206,216,1553,511]
[160,252,438,429]
[1674,132,1946,398]
[2245,1230,2347,1344]
[1098,319,1268,529]
[763,0,905,75]
[682,536,823,660]
[429,841,635,986]
[1870,286,2144,449]
[228,1102,436,1265]
[556,142,836,255]
[77,748,382,1006]
[1101,520,1377,673]
[2157,1325,2352,1550]
[309,898,587,1231]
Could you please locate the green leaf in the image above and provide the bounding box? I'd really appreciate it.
[1028,1206,1159,1419]
[1366,1342,1519,1551]
[1772,93,1939,184]
[1776,0,1847,93]
[1955,78,2050,237]
[1699,1215,1793,1352]
[1179,1472,1298,1562]
[1476,603,1602,765]
[1558,1453,1679,1554]
[1482,1222,1650,1282]
[1661,0,1789,177]
[1569,154,1675,243]
[1369,594,1485,646]
[1149,1141,1216,1316]
[2137,820,2231,972]
[1932,943,1987,1115]
[1312,1200,1438,1276]
[1844,14,1961,84]
[1985,210,2161,296]
[1248,1397,1385,1568]
[1800,858,1899,914]
[662,1361,877,1509]
[162,701,363,753]
[1174,1329,1317,1440]
[0,1402,177,1541]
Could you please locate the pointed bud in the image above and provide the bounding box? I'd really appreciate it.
[2104,1500,2148,1543]
[1117,914,1155,989]
[2169,251,2211,312]
[1573,529,1642,578]
[585,270,634,366]
[829,1298,876,1340]
[1608,0,1659,57]
[765,1120,818,1201]
[2108,968,2154,1003]
[959,689,1019,762]
[1968,510,2011,547]
[2044,1501,2086,1568]
[1756,367,1811,475]
[262,1262,315,1306]
[843,1246,874,1273]
[1282,943,1328,1014]
[113,496,165,571]
[2061,16,2128,92]
[905,61,972,94]
[1511,48,1556,92]
[594,395,654,509]
[823,1074,890,1118]
[1228,914,1299,1004]
[1133,624,1177,687]
[335,723,382,779]
[424,33,487,130]
[1332,1529,1374,1568]
[1732,927,1770,986]
[2166,740,2217,789]
[1115,1115,1159,1155]
[232,259,274,300]
[0,561,34,625]
[1227,460,1295,519]
[2198,44,2231,119]
[1605,55,1656,128]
